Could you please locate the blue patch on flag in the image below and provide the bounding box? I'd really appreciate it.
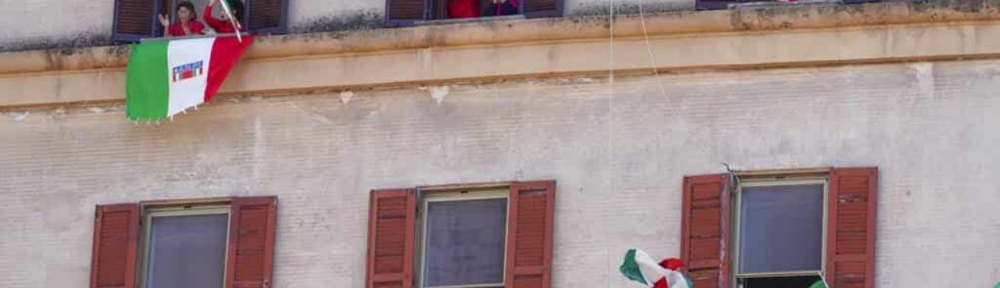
[171,60,204,83]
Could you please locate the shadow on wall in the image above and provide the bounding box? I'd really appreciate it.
[290,9,384,34]
[0,32,113,54]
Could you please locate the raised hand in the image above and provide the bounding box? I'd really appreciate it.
[158,14,170,28]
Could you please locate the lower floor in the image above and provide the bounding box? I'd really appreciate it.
[1,59,999,287]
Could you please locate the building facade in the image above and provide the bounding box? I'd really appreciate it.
[1,1,999,288]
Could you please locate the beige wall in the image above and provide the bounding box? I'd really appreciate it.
[2,59,1000,287]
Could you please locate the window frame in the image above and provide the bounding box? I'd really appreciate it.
[731,177,828,287]
[417,189,510,288]
[138,205,232,288]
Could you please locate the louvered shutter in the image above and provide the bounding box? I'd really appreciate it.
[696,0,739,10]
[827,168,877,288]
[246,0,288,34]
[505,180,556,288]
[384,0,428,27]
[680,174,732,288]
[113,0,163,41]
[90,204,140,288]
[522,0,563,18]
[226,196,278,288]
[367,189,417,288]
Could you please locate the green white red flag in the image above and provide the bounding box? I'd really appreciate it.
[126,35,254,121]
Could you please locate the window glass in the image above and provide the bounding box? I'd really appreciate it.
[146,213,229,288]
[423,198,507,287]
[738,184,824,274]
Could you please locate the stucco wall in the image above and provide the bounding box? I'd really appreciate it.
[0,0,691,51]
[2,59,999,287]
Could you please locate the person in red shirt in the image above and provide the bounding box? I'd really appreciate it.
[448,0,481,19]
[158,1,205,37]
[204,0,245,34]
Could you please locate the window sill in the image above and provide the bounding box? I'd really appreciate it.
[414,14,527,26]
[731,0,843,10]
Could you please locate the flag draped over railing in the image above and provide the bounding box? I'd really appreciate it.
[126,35,254,122]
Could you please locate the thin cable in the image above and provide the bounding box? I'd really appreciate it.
[605,0,616,287]
[637,0,670,99]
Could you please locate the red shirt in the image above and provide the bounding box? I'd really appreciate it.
[448,0,480,19]
[204,4,242,33]
[166,21,205,37]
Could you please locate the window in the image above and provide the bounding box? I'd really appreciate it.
[384,0,563,27]
[142,206,230,288]
[696,0,880,11]
[420,190,508,288]
[366,181,555,288]
[680,168,877,288]
[112,0,288,42]
[734,181,825,288]
[89,197,277,288]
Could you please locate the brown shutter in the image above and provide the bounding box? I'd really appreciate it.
[90,203,140,288]
[113,0,159,41]
[367,189,417,288]
[827,168,877,288]
[522,0,563,18]
[505,180,556,288]
[247,0,288,34]
[681,174,732,288]
[226,196,278,288]
[384,0,428,27]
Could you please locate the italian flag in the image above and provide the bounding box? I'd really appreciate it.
[620,249,691,288]
[126,36,254,121]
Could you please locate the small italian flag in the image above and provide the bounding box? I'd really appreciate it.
[620,249,691,288]
[126,36,254,121]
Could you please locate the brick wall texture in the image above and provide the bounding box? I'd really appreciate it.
[2,60,999,287]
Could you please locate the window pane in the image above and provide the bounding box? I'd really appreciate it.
[147,214,229,288]
[739,184,824,274]
[424,198,507,287]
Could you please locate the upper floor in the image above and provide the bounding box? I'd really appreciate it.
[0,0,946,52]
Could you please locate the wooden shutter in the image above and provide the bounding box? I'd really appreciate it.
[384,0,428,27]
[367,189,417,288]
[681,174,732,288]
[113,0,163,41]
[522,0,563,18]
[247,0,288,34]
[696,0,739,10]
[90,204,140,288]
[226,196,278,288]
[505,180,556,288]
[827,168,877,288]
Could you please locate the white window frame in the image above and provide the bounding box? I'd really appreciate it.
[140,205,231,288]
[417,189,510,288]
[732,178,828,288]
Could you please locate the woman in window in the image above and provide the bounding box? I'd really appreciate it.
[483,0,519,17]
[204,0,245,34]
[158,1,205,37]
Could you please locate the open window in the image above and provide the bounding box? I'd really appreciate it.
[89,196,277,288]
[384,0,563,27]
[681,168,877,288]
[696,0,881,11]
[112,0,288,42]
[366,181,556,288]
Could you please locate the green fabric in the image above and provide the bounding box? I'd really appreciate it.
[993,282,999,288]
[126,41,170,121]
[619,249,649,285]
[807,279,827,288]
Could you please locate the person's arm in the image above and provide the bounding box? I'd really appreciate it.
[158,14,171,36]
[203,1,225,31]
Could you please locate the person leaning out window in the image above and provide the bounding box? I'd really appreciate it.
[159,1,205,37]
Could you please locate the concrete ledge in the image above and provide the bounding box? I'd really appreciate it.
[4,0,1000,108]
